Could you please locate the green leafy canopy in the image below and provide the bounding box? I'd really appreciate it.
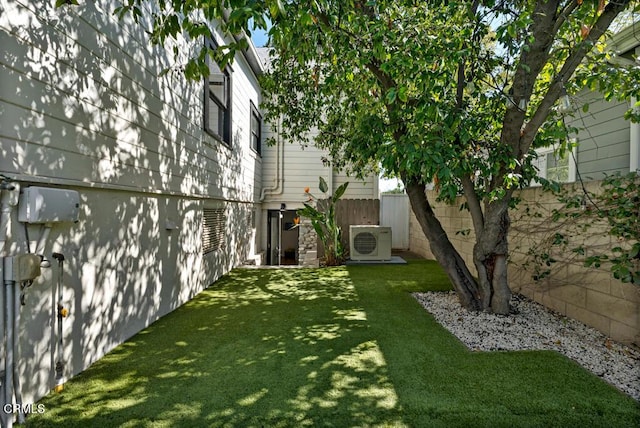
[106,0,638,201]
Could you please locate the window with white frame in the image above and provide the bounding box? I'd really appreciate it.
[532,145,577,185]
[250,101,262,155]
[204,40,232,145]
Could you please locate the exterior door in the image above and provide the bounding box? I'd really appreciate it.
[267,210,281,265]
[267,209,300,265]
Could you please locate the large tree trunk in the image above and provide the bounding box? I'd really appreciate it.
[473,203,512,314]
[405,179,511,314]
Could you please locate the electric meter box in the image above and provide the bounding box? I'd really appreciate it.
[18,187,80,223]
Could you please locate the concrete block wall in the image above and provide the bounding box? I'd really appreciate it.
[409,182,640,346]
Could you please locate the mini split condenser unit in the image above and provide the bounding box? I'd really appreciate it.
[349,225,392,261]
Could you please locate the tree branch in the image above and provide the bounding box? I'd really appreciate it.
[455,0,481,108]
[461,174,485,236]
[553,1,580,35]
[522,0,632,151]
[502,0,561,141]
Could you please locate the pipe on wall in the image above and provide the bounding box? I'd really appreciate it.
[11,280,24,425]
[0,183,18,428]
[2,266,14,428]
[259,117,285,202]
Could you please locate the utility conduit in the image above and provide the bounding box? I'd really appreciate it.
[52,253,66,393]
[0,181,18,428]
[1,182,77,427]
[2,254,41,428]
[2,270,14,428]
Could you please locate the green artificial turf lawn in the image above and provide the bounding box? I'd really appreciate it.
[28,260,640,427]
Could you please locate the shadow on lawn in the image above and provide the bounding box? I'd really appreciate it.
[29,261,640,427]
[29,267,406,427]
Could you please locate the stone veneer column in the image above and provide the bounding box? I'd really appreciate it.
[298,217,319,267]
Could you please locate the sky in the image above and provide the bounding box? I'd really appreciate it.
[249,17,270,47]
[251,28,269,47]
[379,176,403,193]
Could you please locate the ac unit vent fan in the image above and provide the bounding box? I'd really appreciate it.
[353,232,377,255]
[349,225,392,261]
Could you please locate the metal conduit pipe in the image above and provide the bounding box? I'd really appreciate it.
[11,280,24,425]
[0,240,6,417]
[2,269,14,428]
[52,253,65,393]
[1,182,17,428]
[0,300,5,428]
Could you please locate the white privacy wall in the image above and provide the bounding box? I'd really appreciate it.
[0,0,262,403]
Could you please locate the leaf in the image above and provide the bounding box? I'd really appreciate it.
[332,182,349,202]
[386,87,397,104]
[398,86,408,103]
[55,0,78,6]
[319,176,328,193]
[311,222,326,243]
[630,243,640,259]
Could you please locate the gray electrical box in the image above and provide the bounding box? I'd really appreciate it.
[18,187,80,223]
[3,254,41,282]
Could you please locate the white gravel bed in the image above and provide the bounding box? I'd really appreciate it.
[413,291,640,401]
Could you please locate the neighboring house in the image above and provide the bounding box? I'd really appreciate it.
[534,24,640,184]
[0,0,265,406]
[255,48,379,267]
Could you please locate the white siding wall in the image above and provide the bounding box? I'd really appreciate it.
[567,90,631,180]
[261,129,377,210]
[333,171,378,199]
[0,0,262,403]
[260,125,377,255]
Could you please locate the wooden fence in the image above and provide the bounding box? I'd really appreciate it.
[317,198,380,259]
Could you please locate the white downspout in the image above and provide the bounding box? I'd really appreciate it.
[260,117,285,264]
[259,116,285,202]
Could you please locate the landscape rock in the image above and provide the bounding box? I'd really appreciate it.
[413,291,640,401]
